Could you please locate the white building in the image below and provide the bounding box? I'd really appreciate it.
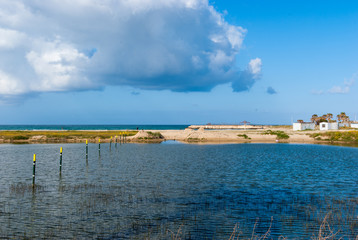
[293,122,315,131]
[319,122,338,131]
[338,122,350,128]
[351,123,358,129]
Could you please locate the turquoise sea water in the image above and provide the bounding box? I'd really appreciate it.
[0,143,357,239]
[0,125,189,130]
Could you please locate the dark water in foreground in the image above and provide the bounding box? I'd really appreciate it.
[0,143,357,239]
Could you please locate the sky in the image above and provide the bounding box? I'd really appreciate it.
[0,0,357,125]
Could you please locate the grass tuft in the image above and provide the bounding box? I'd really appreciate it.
[0,130,138,143]
[237,134,251,139]
[262,130,289,139]
[310,131,358,143]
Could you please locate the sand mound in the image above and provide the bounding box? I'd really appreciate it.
[131,130,164,142]
[132,130,149,139]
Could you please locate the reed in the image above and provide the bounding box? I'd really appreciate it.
[9,183,45,195]
[0,130,138,143]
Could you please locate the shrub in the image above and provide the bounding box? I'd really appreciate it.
[309,131,358,143]
[262,130,289,139]
[12,135,29,140]
[237,134,251,139]
[147,132,164,139]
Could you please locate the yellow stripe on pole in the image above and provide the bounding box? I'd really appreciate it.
[86,139,88,144]
[33,154,36,162]
[60,147,63,153]
[99,139,101,143]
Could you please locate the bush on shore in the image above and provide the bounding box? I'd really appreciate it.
[262,130,289,140]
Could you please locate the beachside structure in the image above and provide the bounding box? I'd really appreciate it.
[351,123,358,129]
[338,122,350,128]
[319,122,338,131]
[292,122,315,131]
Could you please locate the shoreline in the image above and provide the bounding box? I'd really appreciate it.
[0,127,357,147]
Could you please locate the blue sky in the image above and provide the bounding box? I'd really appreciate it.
[0,0,357,124]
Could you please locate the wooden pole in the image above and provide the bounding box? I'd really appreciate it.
[86,140,88,159]
[59,147,63,172]
[32,154,36,186]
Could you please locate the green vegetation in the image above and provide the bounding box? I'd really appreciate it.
[237,134,251,139]
[136,131,164,143]
[12,135,30,140]
[187,137,203,142]
[310,131,358,143]
[147,131,164,139]
[0,130,138,143]
[262,130,289,139]
[268,125,291,129]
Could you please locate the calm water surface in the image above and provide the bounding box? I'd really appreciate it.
[0,143,357,239]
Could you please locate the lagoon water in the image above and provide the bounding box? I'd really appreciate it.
[0,143,357,239]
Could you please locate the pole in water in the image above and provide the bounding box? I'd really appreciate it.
[59,147,63,172]
[115,135,118,147]
[86,140,88,159]
[98,138,101,154]
[110,136,112,149]
[32,154,36,186]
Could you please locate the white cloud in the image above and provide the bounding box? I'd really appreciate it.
[312,74,356,95]
[328,78,355,94]
[328,86,349,94]
[0,0,261,102]
[26,40,93,92]
[248,58,262,76]
[0,28,26,49]
[226,26,246,50]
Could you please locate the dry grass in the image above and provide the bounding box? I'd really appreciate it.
[0,130,138,143]
[166,214,357,240]
[268,125,292,129]
[310,131,358,143]
[228,217,274,240]
[167,224,183,240]
[9,183,45,195]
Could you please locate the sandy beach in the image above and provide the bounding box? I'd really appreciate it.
[133,127,316,144]
[0,126,357,145]
[130,125,357,145]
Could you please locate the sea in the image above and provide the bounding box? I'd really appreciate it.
[0,124,189,131]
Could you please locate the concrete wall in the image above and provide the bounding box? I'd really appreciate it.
[293,123,315,131]
[338,122,350,128]
[320,122,338,130]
